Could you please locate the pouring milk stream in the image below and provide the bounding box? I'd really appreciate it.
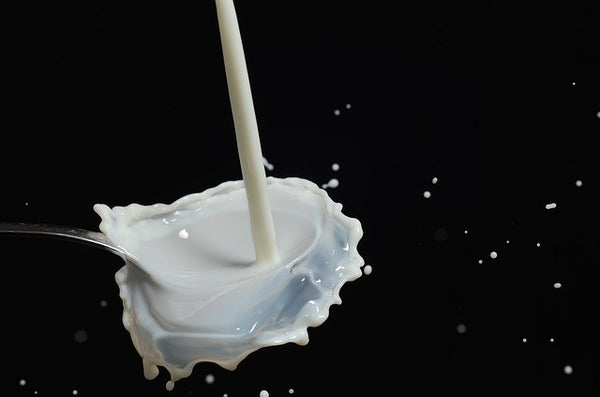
[92,0,365,390]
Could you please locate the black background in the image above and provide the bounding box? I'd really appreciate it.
[2,1,599,396]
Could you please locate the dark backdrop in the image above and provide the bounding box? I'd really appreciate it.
[2,1,598,396]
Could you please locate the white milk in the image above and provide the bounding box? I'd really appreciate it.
[93,176,364,390]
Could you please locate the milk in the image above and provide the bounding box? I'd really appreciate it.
[93,176,364,390]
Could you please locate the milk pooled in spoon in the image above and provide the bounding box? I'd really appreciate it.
[93,176,364,390]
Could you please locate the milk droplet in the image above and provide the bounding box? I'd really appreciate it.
[564,365,573,375]
[166,380,174,391]
[423,191,431,198]
[205,374,215,384]
[545,203,557,210]
[490,251,498,259]
[259,390,270,397]
[363,265,373,275]
[334,109,341,116]
[72,390,78,395]
[478,259,483,264]
[288,388,295,394]
[464,230,468,234]
[575,179,583,187]
[550,338,555,342]
[596,111,600,119]
[19,379,26,386]
[345,103,351,109]
[554,282,562,289]
[522,338,527,343]
[432,177,438,184]
[331,163,340,171]
[536,242,541,247]
[322,178,339,189]
[74,329,88,343]
[100,299,108,307]
[571,81,576,86]
[262,156,274,171]
[457,324,467,334]
[506,240,510,244]
[178,228,189,239]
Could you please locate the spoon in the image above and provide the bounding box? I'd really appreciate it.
[0,222,130,262]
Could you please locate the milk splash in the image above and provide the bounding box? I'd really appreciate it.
[93,176,364,390]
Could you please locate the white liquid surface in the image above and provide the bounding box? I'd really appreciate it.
[93,177,364,390]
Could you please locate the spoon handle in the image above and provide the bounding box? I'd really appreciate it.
[0,222,121,255]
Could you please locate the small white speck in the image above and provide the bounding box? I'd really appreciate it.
[288,388,295,394]
[554,282,562,289]
[19,379,26,386]
[322,178,339,189]
[564,365,573,375]
[346,103,351,109]
[550,338,555,342]
[575,179,583,187]
[25,202,29,206]
[506,240,510,244]
[72,390,78,396]
[423,191,431,198]
[262,156,274,171]
[74,329,88,343]
[490,251,498,259]
[522,338,527,343]
[334,109,341,116]
[100,299,108,307]
[178,228,189,239]
[457,324,467,334]
[596,111,600,119]
[363,265,373,275]
[205,374,215,384]
[464,230,468,234]
[331,163,340,171]
[536,242,541,247]
[478,259,483,264]
[432,177,438,184]
[545,203,557,210]
[259,390,270,397]
[571,81,576,86]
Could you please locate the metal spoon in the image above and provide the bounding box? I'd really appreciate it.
[0,222,131,262]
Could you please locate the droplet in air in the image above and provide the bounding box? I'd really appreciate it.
[457,324,467,334]
[334,109,341,116]
[423,191,431,198]
[432,177,438,184]
[550,338,555,342]
[288,388,295,394]
[363,265,373,275]
[575,179,583,187]
[554,282,562,289]
[478,259,483,264]
[346,103,351,109]
[259,390,270,397]
[19,379,26,386]
[490,251,498,259]
[262,156,274,171]
[205,374,215,384]
[522,338,527,343]
[563,365,573,375]
[545,203,557,210]
[331,163,340,171]
[74,329,88,343]
[100,299,108,308]
[322,178,339,189]
[536,242,541,247]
